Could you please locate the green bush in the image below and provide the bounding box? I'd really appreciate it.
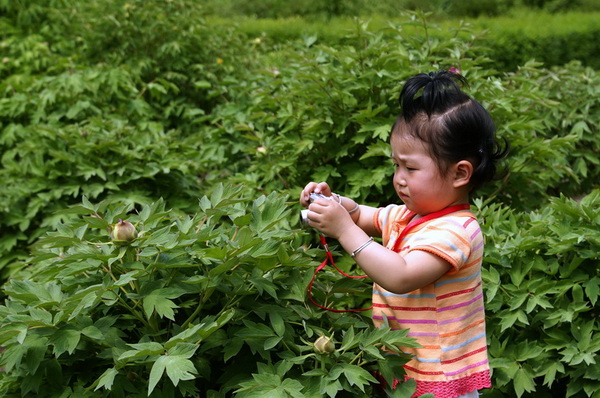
[447,0,515,17]
[1,1,600,397]
[0,0,253,278]
[209,11,600,71]
[0,187,416,396]
[477,190,600,397]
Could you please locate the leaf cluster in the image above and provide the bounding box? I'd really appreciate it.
[0,186,416,396]
[476,190,600,397]
[1,1,600,397]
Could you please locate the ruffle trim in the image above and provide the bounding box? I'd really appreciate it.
[408,369,491,398]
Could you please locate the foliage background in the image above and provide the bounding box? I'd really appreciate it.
[0,0,599,397]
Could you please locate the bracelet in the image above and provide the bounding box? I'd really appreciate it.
[347,202,360,214]
[333,193,360,215]
[351,237,374,258]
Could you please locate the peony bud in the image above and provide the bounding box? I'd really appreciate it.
[314,335,335,354]
[111,219,137,242]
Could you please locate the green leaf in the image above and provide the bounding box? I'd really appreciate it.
[194,80,212,89]
[142,288,185,320]
[320,378,343,397]
[24,335,47,374]
[148,353,198,395]
[168,343,198,358]
[49,328,81,357]
[264,336,282,350]
[69,290,100,320]
[164,355,197,386]
[339,363,377,391]
[81,325,104,340]
[0,343,28,372]
[223,338,244,362]
[119,342,164,362]
[542,361,565,388]
[340,326,357,351]
[584,277,600,306]
[148,355,168,396]
[269,311,285,337]
[94,367,119,391]
[513,366,536,397]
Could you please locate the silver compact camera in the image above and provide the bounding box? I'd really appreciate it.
[299,193,333,228]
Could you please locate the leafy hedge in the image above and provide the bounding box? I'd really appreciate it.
[209,11,600,71]
[201,0,600,19]
[1,1,599,397]
[0,186,417,397]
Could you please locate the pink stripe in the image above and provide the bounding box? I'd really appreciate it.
[439,306,484,325]
[469,227,481,240]
[463,218,476,228]
[376,306,484,326]
[438,293,483,312]
[408,332,438,337]
[396,319,437,324]
[473,240,484,252]
[444,359,489,377]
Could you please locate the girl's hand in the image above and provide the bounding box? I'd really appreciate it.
[307,196,355,240]
[299,181,333,208]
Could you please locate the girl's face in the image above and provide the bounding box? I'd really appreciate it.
[390,133,461,215]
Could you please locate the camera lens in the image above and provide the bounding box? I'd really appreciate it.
[299,209,310,228]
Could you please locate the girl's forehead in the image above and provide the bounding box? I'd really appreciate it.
[390,133,429,156]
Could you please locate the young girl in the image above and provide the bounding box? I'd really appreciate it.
[300,70,507,398]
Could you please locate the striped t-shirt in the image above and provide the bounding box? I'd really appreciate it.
[373,204,492,398]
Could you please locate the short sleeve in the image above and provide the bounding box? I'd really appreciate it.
[406,216,474,274]
[374,204,411,248]
[374,204,400,234]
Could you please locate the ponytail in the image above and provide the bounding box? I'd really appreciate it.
[393,70,509,192]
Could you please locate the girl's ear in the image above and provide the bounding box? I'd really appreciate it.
[452,160,473,188]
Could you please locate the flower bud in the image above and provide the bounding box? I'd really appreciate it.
[111,219,137,242]
[314,335,334,354]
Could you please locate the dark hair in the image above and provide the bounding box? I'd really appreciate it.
[391,70,508,192]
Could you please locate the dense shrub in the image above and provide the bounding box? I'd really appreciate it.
[521,0,600,12]
[0,0,253,278]
[1,1,599,397]
[0,187,417,397]
[200,0,600,18]
[447,0,515,17]
[478,191,600,397]
[209,11,600,71]
[487,28,600,71]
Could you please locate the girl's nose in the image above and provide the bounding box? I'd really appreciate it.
[394,173,407,187]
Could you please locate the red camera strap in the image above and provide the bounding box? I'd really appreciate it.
[307,235,371,313]
[392,203,471,252]
[307,203,472,313]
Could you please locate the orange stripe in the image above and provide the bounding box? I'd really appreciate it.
[373,208,382,233]
[440,319,485,338]
[441,346,487,364]
[421,345,441,350]
[437,282,482,300]
[463,255,482,269]
[404,364,443,376]
[427,224,471,248]
[372,303,436,312]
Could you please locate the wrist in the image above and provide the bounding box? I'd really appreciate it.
[337,224,369,251]
[333,193,361,218]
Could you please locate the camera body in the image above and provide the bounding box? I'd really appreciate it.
[299,193,333,228]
